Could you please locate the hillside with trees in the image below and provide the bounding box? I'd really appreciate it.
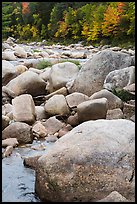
[2,2,135,46]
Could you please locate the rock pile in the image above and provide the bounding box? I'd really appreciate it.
[2,37,135,202]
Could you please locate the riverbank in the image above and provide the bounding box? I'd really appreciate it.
[2,37,135,202]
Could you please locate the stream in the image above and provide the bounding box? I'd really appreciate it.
[2,139,55,202]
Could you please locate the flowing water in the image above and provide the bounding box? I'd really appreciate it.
[2,140,54,202]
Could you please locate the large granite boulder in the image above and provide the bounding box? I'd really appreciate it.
[103,66,135,91]
[67,50,133,96]
[46,62,79,93]
[6,70,47,97]
[35,119,135,202]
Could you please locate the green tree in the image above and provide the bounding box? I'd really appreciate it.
[2,2,14,39]
[126,2,135,38]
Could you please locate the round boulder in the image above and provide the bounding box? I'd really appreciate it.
[35,119,135,202]
[2,122,33,144]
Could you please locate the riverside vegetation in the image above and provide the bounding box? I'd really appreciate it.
[2,2,135,48]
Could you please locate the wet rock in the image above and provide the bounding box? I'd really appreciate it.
[23,155,42,170]
[31,143,46,151]
[46,134,58,143]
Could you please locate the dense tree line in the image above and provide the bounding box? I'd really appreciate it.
[2,2,135,45]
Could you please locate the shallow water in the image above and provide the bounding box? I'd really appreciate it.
[2,140,54,202]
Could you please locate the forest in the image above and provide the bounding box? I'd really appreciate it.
[2,2,135,46]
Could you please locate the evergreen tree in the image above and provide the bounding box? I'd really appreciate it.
[2,2,14,39]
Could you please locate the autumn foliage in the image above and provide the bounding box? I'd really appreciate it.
[2,2,135,45]
[22,2,30,15]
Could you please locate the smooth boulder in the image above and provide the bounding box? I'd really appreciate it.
[103,66,135,91]
[67,50,133,96]
[46,62,79,93]
[77,98,108,122]
[6,70,47,97]
[35,119,135,202]
[2,122,33,144]
[12,94,36,125]
[44,94,70,116]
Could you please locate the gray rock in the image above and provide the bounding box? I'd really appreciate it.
[6,70,47,97]
[103,66,135,91]
[2,138,19,147]
[2,60,17,85]
[77,98,108,122]
[2,51,17,61]
[35,106,48,120]
[106,108,124,119]
[46,62,79,93]
[89,89,123,110]
[96,191,129,202]
[2,115,10,130]
[35,119,135,202]
[12,94,36,125]
[14,45,27,58]
[66,92,89,108]
[42,116,64,135]
[67,50,133,96]
[32,121,48,138]
[44,94,70,116]
[2,122,33,144]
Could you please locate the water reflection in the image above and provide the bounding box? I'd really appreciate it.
[2,140,54,202]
